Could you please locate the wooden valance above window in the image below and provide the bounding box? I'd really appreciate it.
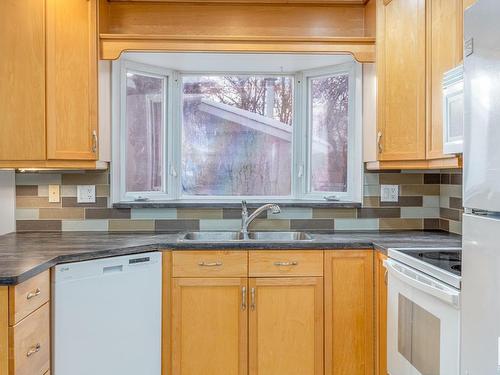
[98,0,376,62]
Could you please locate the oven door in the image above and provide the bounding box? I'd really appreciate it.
[385,259,460,375]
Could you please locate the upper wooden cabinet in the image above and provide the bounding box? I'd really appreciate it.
[365,0,463,170]
[427,0,463,160]
[0,0,103,169]
[0,0,46,161]
[46,0,98,161]
[376,0,427,162]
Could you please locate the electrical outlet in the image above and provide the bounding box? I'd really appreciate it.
[48,185,60,203]
[77,185,96,203]
[380,184,399,203]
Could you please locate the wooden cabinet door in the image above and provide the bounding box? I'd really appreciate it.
[46,0,98,160]
[375,252,388,375]
[172,278,248,375]
[376,0,426,161]
[249,277,323,375]
[0,0,46,161]
[325,250,374,375]
[426,0,463,159]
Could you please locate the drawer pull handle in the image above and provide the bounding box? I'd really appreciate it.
[26,343,41,357]
[273,261,298,267]
[26,288,41,300]
[241,286,247,311]
[250,287,256,311]
[198,261,223,267]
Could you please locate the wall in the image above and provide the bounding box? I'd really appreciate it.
[0,171,15,235]
[14,170,462,234]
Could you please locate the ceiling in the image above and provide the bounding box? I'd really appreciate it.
[122,52,355,73]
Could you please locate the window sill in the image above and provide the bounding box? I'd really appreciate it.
[113,200,362,209]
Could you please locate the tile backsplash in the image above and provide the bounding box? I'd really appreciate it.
[14,169,463,234]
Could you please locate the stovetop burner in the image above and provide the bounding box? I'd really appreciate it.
[388,247,462,289]
[393,248,462,277]
[419,251,461,262]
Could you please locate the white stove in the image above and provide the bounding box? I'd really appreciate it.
[386,247,461,375]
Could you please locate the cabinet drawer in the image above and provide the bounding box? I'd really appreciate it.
[249,250,324,277]
[9,271,50,325]
[172,251,247,277]
[9,303,50,375]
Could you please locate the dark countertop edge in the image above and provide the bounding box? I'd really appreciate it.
[0,241,401,286]
[113,200,362,209]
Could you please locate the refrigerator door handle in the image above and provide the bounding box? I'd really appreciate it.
[384,259,460,307]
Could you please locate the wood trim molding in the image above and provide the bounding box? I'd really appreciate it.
[0,160,108,170]
[99,35,375,61]
[365,156,462,170]
[0,287,7,375]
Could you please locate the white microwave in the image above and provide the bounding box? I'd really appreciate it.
[442,65,464,154]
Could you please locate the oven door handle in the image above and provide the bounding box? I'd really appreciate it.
[384,259,460,308]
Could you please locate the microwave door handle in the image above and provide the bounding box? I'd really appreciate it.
[385,260,460,307]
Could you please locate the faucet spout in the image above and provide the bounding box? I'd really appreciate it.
[240,202,281,238]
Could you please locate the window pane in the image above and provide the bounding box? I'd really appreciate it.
[125,72,165,193]
[310,74,349,192]
[182,76,293,196]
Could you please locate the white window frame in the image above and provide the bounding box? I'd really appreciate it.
[111,60,362,204]
[298,62,363,202]
[111,60,174,202]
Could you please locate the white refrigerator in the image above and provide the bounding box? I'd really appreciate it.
[461,0,500,374]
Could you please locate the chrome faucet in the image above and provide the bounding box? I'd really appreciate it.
[241,200,281,239]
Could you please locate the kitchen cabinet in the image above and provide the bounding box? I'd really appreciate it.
[324,250,374,375]
[171,277,248,375]
[365,0,462,170]
[249,277,323,375]
[427,0,464,160]
[375,252,388,375]
[376,0,427,162]
[170,250,324,375]
[0,0,105,169]
[46,0,98,161]
[0,0,46,162]
[0,271,51,375]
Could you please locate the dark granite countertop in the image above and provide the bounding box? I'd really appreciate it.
[0,231,461,285]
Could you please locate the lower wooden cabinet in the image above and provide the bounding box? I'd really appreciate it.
[324,250,374,375]
[0,272,51,375]
[171,277,248,375]
[249,277,323,375]
[168,249,377,375]
[375,252,388,375]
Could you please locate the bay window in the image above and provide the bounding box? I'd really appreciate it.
[112,57,362,203]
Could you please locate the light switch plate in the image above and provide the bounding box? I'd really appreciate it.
[77,185,96,203]
[380,184,399,202]
[48,185,60,203]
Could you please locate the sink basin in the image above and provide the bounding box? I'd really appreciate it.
[182,231,244,241]
[248,231,312,241]
[180,231,312,242]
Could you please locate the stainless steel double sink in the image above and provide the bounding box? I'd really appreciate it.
[179,231,313,243]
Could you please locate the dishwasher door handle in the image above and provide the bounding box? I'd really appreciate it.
[384,259,460,307]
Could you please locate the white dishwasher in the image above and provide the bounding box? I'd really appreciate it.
[52,252,162,375]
